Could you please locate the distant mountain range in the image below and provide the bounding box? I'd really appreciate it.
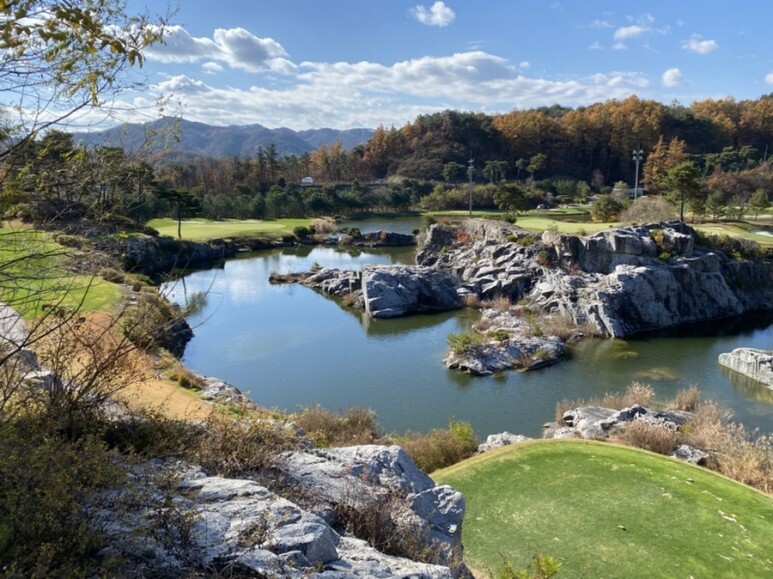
[72,118,374,159]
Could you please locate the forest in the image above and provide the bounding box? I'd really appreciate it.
[1,94,771,224]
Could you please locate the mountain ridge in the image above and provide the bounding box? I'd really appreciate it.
[72,118,374,159]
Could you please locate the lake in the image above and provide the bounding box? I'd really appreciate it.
[166,220,773,439]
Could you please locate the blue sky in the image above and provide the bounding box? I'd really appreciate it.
[121,0,773,130]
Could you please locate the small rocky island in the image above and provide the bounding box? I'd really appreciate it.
[272,219,773,376]
[718,348,773,387]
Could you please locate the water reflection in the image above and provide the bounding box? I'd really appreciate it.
[168,235,773,438]
[720,365,773,405]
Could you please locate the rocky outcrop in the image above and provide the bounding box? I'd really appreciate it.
[718,348,773,387]
[444,307,568,375]
[544,404,693,440]
[418,220,773,338]
[477,432,532,453]
[96,235,278,278]
[273,445,466,571]
[361,265,464,318]
[103,460,459,578]
[341,230,416,247]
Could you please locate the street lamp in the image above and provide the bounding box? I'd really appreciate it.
[632,147,644,201]
[467,156,475,218]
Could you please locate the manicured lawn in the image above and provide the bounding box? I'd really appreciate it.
[147,218,313,241]
[434,440,773,578]
[0,228,122,320]
[696,222,773,246]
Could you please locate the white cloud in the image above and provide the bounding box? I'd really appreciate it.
[519,61,531,69]
[145,25,296,74]
[614,25,648,41]
[202,62,224,75]
[411,2,455,27]
[682,36,719,55]
[766,72,773,85]
[128,51,657,130]
[590,20,612,29]
[662,67,684,87]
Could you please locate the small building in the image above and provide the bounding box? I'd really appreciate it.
[301,176,314,185]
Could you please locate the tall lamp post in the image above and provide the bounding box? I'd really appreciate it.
[467,156,475,218]
[632,146,644,201]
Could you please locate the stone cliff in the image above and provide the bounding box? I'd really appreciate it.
[418,220,772,338]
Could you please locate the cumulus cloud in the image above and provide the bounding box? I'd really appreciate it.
[127,50,659,130]
[682,36,719,55]
[614,25,648,41]
[202,62,224,75]
[766,72,773,85]
[411,1,455,27]
[662,67,684,87]
[519,61,531,69]
[145,25,296,74]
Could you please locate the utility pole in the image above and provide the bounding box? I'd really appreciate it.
[632,146,644,201]
[467,156,475,218]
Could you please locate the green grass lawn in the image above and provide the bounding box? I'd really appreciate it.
[146,218,313,241]
[0,228,122,321]
[696,221,773,245]
[434,440,773,578]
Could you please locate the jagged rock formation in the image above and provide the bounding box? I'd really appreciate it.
[103,449,468,578]
[718,348,773,387]
[544,404,693,440]
[418,220,773,338]
[273,445,466,570]
[361,265,464,318]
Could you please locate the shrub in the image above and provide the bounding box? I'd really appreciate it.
[464,293,481,308]
[194,409,300,477]
[488,330,510,342]
[618,420,680,455]
[620,196,678,224]
[293,225,312,238]
[481,295,512,312]
[396,420,479,473]
[294,405,381,447]
[673,386,701,411]
[99,267,125,283]
[311,217,337,234]
[448,332,486,355]
[497,553,562,579]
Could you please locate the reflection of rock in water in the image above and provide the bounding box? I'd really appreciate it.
[720,365,773,404]
[636,367,680,381]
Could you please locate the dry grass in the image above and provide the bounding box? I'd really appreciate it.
[464,293,481,308]
[340,292,358,307]
[556,382,655,422]
[617,420,680,455]
[294,405,381,447]
[480,295,512,312]
[683,401,773,494]
[395,421,478,473]
[311,217,337,234]
[194,408,301,477]
[672,385,701,411]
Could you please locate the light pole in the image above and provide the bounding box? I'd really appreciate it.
[467,156,475,218]
[632,146,644,201]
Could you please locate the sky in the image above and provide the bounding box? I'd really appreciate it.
[119,0,773,130]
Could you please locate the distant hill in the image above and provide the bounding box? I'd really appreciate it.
[72,118,373,159]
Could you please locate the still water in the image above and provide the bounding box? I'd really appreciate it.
[167,225,773,438]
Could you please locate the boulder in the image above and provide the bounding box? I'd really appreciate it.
[553,405,693,440]
[101,460,458,578]
[444,335,565,376]
[274,445,466,571]
[718,348,773,387]
[671,445,710,466]
[478,432,532,453]
[362,265,464,318]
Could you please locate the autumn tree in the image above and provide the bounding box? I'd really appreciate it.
[0,0,167,165]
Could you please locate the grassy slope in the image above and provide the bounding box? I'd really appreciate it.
[434,440,773,578]
[0,228,121,321]
[147,218,312,241]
